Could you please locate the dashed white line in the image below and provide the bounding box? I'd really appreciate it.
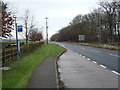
[87,58,91,60]
[100,65,107,68]
[90,49,101,53]
[83,56,86,58]
[68,49,120,75]
[92,61,97,64]
[81,48,85,49]
[112,71,120,75]
[109,54,120,57]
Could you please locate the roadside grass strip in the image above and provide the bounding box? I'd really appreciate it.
[3,43,65,88]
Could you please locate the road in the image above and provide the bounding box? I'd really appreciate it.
[58,49,118,88]
[54,42,120,73]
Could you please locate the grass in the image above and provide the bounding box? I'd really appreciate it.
[2,43,65,88]
[77,43,120,50]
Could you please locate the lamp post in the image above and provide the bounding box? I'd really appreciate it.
[45,17,48,44]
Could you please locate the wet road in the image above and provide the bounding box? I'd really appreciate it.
[54,42,120,73]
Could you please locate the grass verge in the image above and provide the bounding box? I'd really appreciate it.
[2,43,65,88]
[77,43,119,51]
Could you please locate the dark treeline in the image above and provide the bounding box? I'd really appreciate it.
[51,1,120,45]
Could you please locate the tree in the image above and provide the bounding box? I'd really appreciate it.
[98,1,119,44]
[22,9,30,43]
[51,1,119,44]
[0,1,14,38]
[29,27,43,41]
[50,33,59,41]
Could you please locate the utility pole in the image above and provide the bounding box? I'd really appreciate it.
[45,17,48,44]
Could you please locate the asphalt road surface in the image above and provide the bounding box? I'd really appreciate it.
[54,42,120,73]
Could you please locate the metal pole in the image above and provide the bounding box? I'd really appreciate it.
[45,17,48,44]
[14,17,20,70]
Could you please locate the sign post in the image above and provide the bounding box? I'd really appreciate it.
[79,35,85,42]
[17,25,23,32]
[14,17,23,71]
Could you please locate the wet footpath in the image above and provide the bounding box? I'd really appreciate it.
[58,49,119,89]
[27,56,58,88]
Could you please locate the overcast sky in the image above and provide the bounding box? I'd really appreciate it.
[4,0,100,40]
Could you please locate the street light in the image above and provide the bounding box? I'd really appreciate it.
[45,17,48,44]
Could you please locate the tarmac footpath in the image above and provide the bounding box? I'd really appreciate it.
[58,49,119,89]
[27,56,58,88]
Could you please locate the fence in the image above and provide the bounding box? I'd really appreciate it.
[1,42,44,66]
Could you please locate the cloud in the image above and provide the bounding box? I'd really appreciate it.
[4,0,100,39]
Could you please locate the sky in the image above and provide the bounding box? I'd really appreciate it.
[4,0,100,40]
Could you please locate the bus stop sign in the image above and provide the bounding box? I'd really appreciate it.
[17,25,23,32]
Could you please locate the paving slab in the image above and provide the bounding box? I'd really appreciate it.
[58,49,119,88]
[27,56,57,88]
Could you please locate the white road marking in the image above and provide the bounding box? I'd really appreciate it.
[83,56,86,58]
[92,61,97,64]
[112,71,120,75]
[90,49,101,53]
[81,48,85,49]
[87,58,91,60]
[74,52,79,55]
[109,54,120,57]
[100,65,107,68]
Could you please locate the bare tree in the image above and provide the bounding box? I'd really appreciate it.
[29,27,43,41]
[98,1,119,44]
[22,9,30,44]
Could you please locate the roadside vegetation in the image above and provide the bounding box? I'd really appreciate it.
[76,42,119,50]
[51,1,120,49]
[2,43,65,88]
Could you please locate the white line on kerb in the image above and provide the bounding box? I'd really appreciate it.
[93,61,97,64]
[100,65,107,68]
[112,71,120,75]
[87,58,90,60]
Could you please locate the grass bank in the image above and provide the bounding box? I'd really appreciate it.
[2,43,65,88]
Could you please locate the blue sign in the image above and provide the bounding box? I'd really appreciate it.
[17,25,23,32]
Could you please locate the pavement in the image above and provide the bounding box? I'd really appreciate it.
[54,42,120,73]
[58,49,119,88]
[27,56,58,88]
